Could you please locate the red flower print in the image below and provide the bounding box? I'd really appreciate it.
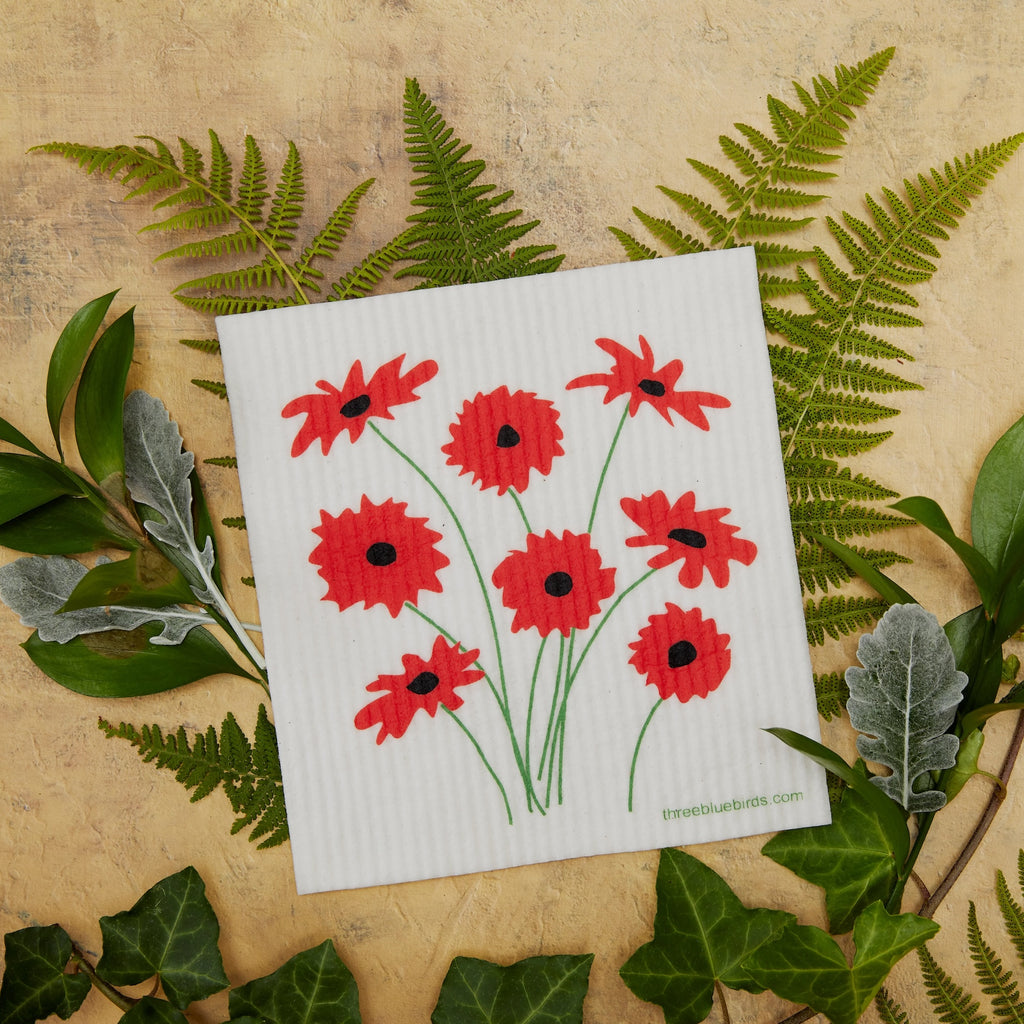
[309,495,449,617]
[491,530,616,637]
[566,334,730,429]
[282,355,438,456]
[354,635,485,743]
[621,491,757,587]
[628,604,731,702]
[441,385,565,495]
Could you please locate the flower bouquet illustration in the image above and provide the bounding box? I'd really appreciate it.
[282,334,757,822]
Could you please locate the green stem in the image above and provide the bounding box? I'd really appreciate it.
[70,947,137,1012]
[588,402,631,533]
[442,706,514,825]
[508,487,532,533]
[524,634,549,783]
[628,699,664,812]
[537,635,566,784]
[370,422,539,810]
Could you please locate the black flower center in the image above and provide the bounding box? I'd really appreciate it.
[366,541,397,566]
[496,423,521,448]
[668,527,707,549]
[667,639,698,669]
[638,378,666,397]
[341,394,372,418]
[544,571,573,597]
[407,671,440,695]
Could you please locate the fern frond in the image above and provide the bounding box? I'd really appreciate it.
[222,516,247,530]
[396,78,563,286]
[608,226,660,261]
[293,177,375,289]
[790,500,907,542]
[204,456,238,468]
[918,945,991,1024]
[997,869,1024,967]
[804,594,888,645]
[331,231,413,300]
[191,379,228,399]
[784,459,899,502]
[631,207,706,255]
[969,902,1024,1023]
[814,670,849,721]
[796,539,909,593]
[98,706,288,849]
[178,337,221,354]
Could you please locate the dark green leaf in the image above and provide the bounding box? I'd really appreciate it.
[0,415,47,458]
[0,495,139,554]
[23,621,255,697]
[45,290,118,458]
[118,997,190,1024]
[891,496,996,606]
[0,924,91,1024]
[811,533,916,605]
[945,605,1004,712]
[764,729,909,862]
[228,940,360,1024]
[744,903,938,1024]
[62,549,194,612]
[972,413,1024,584]
[74,307,136,497]
[944,728,988,803]
[762,771,903,933]
[619,848,792,1024]
[97,866,228,1011]
[0,454,79,526]
[433,954,593,1024]
[961,698,1024,737]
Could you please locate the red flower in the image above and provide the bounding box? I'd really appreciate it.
[441,385,564,495]
[566,334,730,429]
[491,530,616,637]
[628,604,731,702]
[621,491,757,587]
[282,355,438,456]
[309,495,449,617]
[354,635,485,743]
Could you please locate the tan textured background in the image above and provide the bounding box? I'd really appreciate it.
[2,2,1024,1021]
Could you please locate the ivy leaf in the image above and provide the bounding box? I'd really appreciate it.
[762,767,905,934]
[0,555,207,646]
[0,924,91,1024]
[846,603,968,812]
[122,391,216,603]
[432,954,593,1024]
[97,866,229,1011]
[0,495,139,554]
[744,902,938,1024]
[118,997,190,1024]
[61,549,195,612]
[74,307,135,499]
[619,848,792,1023]
[227,940,360,1024]
[0,454,79,527]
[23,621,255,697]
[45,290,118,459]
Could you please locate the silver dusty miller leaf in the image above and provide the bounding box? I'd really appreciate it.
[0,555,206,645]
[122,390,216,603]
[846,603,968,812]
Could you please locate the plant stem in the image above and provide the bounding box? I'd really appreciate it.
[714,979,733,1024]
[524,634,549,783]
[628,699,663,811]
[508,487,532,533]
[442,707,514,825]
[920,708,1024,918]
[70,946,137,1012]
[587,402,630,533]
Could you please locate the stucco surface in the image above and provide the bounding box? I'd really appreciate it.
[2,2,1024,1021]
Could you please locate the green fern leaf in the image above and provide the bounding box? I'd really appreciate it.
[790,499,907,542]
[240,576,256,588]
[607,226,660,261]
[796,539,909,593]
[631,207,707,255]
[178,337,221,354]
[969,902,1024,1023]
[919,945,991,1024]
[804,594,889,645]
[203,456,238,468]
[997,868,1024,968]
[784,459,899,502]
[331,231,413,300]
[814,670,849,721]
[191,378,228,399]
[222,516,247,530]
[396,78,563,286]
[264,141,304,252]
[98,708,288,849]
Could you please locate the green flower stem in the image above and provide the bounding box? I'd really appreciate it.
[508,487,532,533]
[442,706,514,826]
[628,698,664,811]
[587,401,631,533]
[537,634,566,784]
[370,422,540,810]
[523,633,549,783]
[70,946,137,1013]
